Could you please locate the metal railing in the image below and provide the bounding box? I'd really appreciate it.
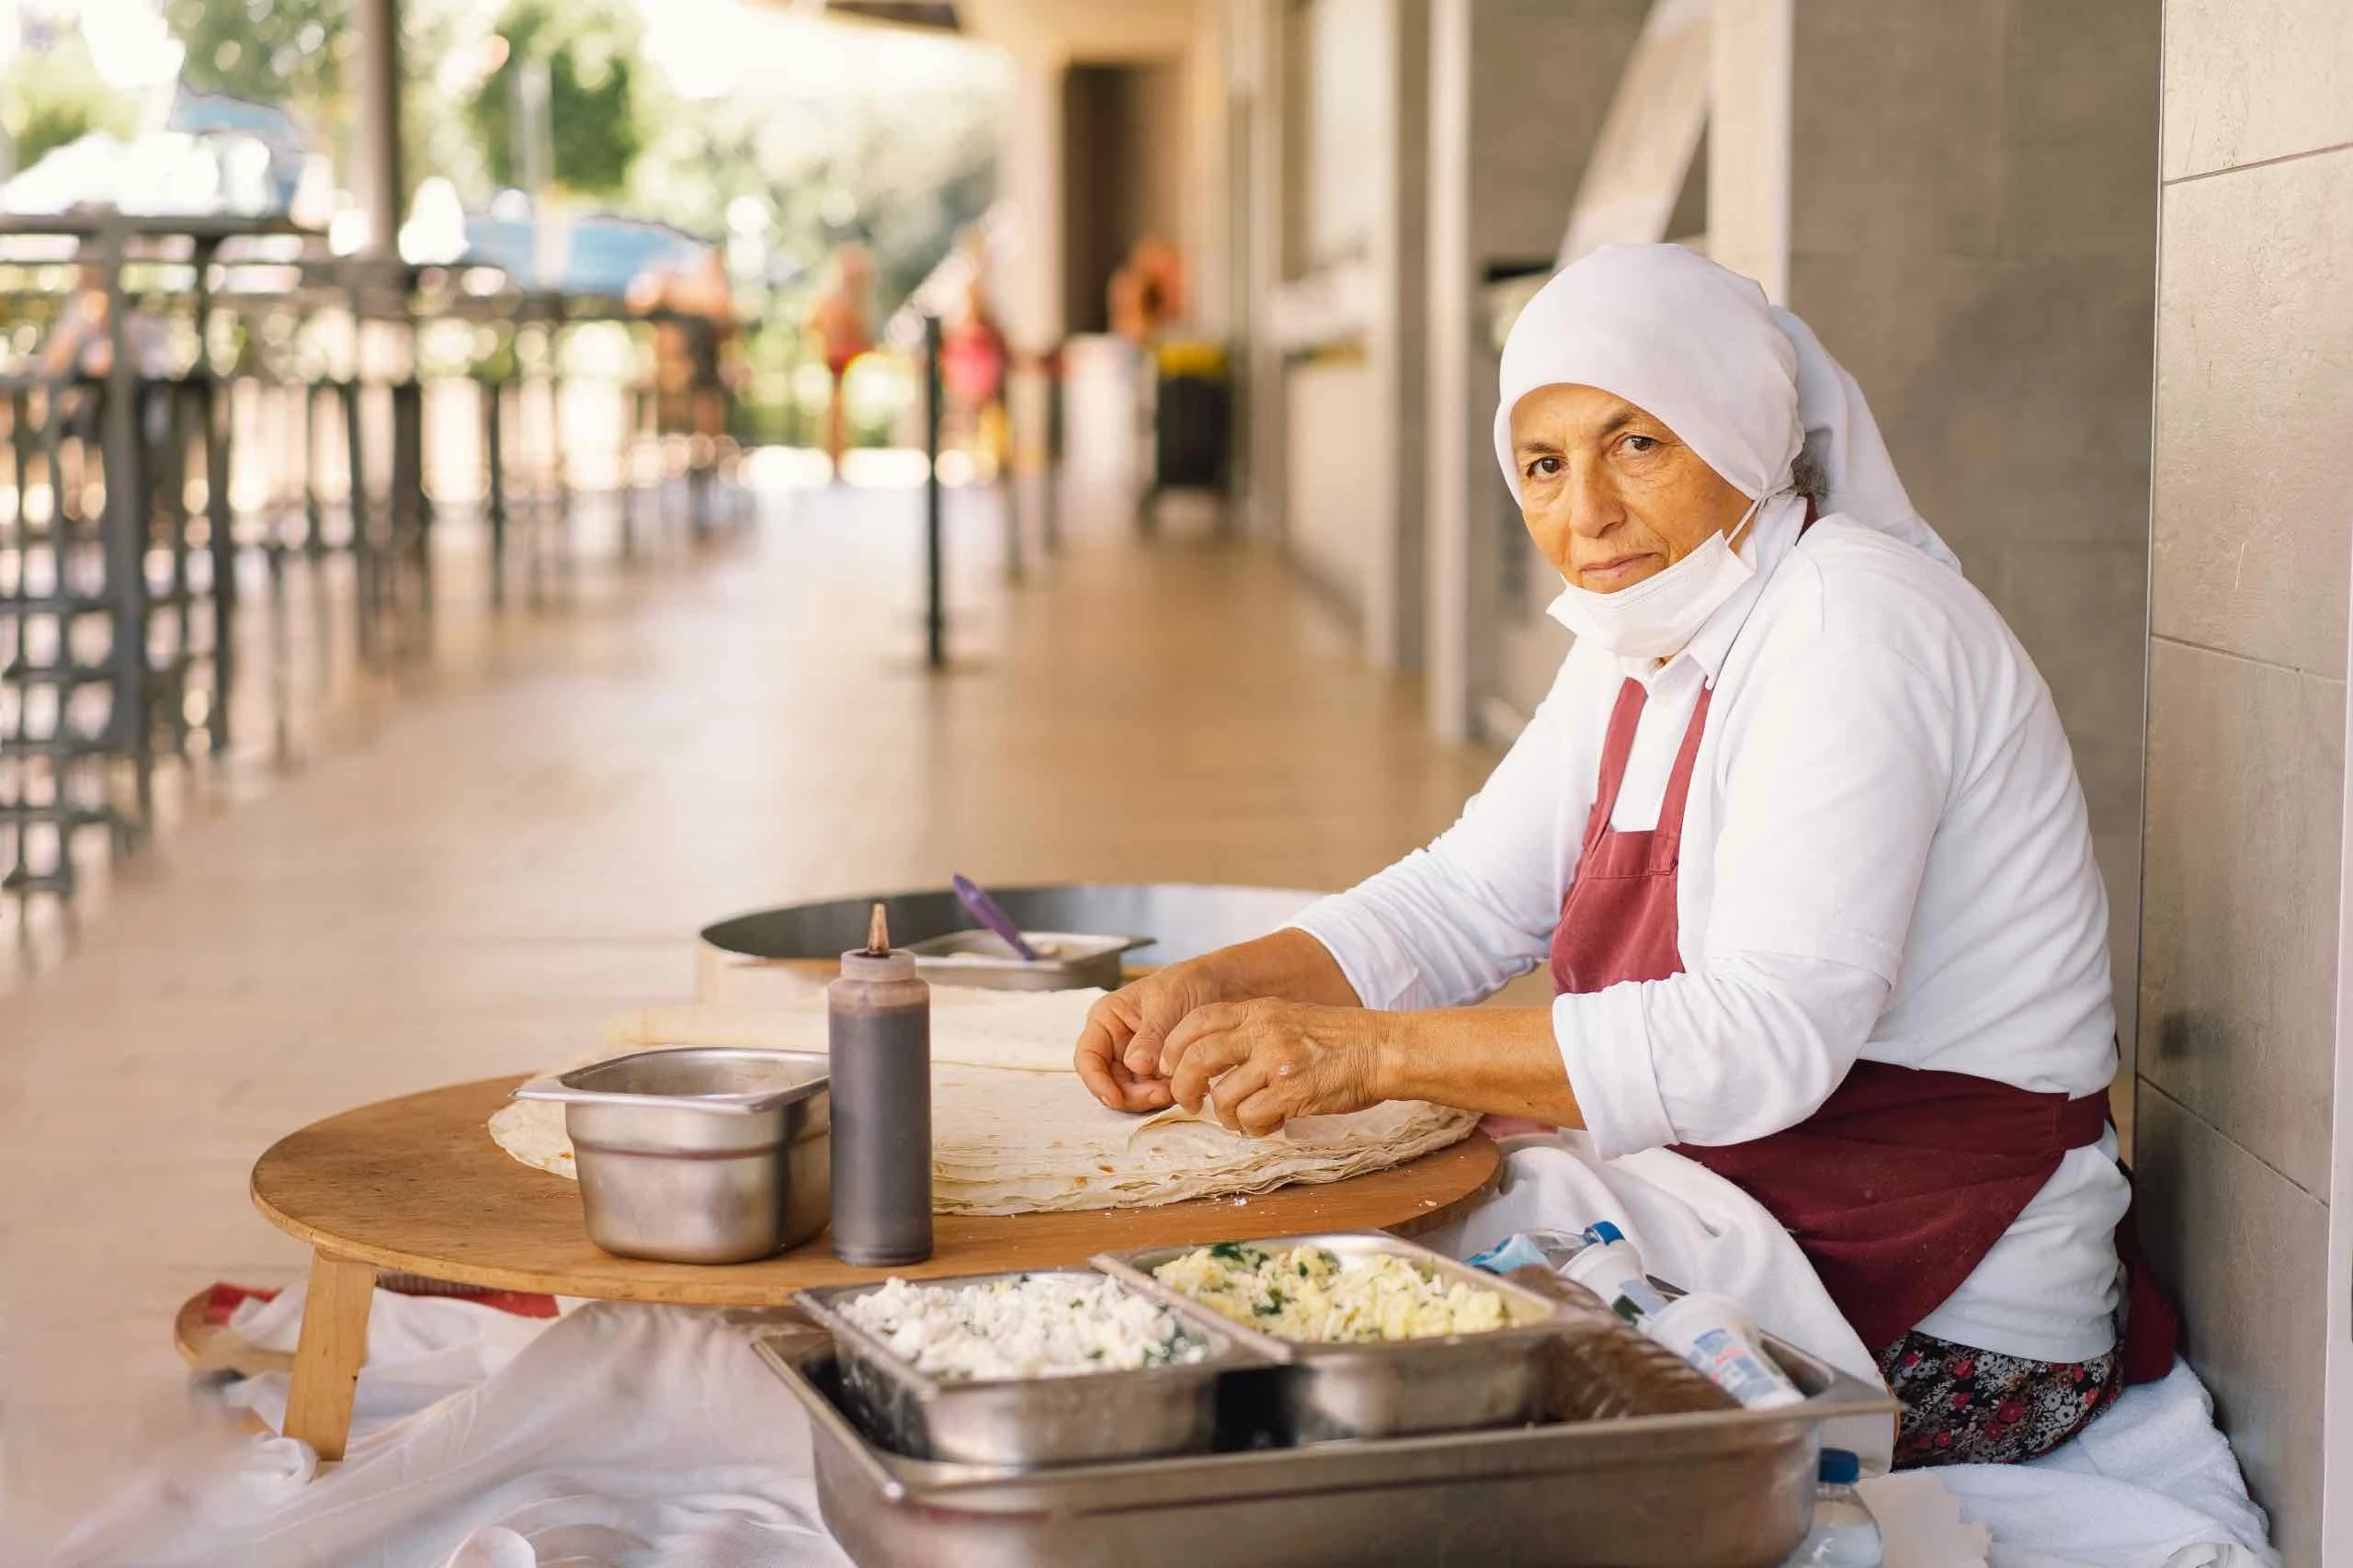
[0,218,746,922]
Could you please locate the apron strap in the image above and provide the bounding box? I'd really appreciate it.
[1654,684,1715,846]
[1580,502,1804,854]
[2058,1088,2111,1151]
[1584,678,1649,854]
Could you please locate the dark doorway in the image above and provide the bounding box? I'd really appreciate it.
[1061,61,1183,335]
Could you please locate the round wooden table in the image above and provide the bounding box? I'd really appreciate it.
[251,1076,1503,1460]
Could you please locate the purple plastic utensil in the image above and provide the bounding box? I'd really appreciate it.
[950,873,1042,961]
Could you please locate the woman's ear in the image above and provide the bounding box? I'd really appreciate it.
[1791,440,1828,508]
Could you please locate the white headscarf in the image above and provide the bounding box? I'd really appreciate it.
[1494,244,1960,573]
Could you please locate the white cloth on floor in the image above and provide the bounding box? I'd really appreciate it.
[1858,1471,1994,1567]
[1934,1360,2279,1568]
[52,1299,849,1568]
[221,1283,568,1436]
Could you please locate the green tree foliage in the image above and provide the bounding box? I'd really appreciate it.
[468,0,644,196]
[628,59,1002,315]
[159,0,482,212]
[140,0,1000,338]
[163,0,355,143]
[0,31,138,170]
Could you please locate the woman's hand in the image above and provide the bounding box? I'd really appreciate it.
[1072,930,1369,1115]
[1073,959,1232,1113]
[1159,999,1396,1136]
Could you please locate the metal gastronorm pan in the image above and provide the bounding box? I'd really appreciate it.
[752,1327,1897,1568]
[512,1046,830,1264]
[792,1269,1264,1467]
[1094,1231,1569,1440]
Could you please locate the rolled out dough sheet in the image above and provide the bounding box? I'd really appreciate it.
[489,989,1475,1213]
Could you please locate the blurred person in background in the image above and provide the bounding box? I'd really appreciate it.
[40,257,179,484]
[805,244,874,479]
[40,261,176,387]
[1109,236,1188,499]
[938,239,1008,476]
[1108,235,1186,345]
[627,248,739,448]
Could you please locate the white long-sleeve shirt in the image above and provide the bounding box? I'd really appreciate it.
[1292,501,2128,1363]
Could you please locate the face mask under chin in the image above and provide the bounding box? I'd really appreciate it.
[1543,496,1769,661]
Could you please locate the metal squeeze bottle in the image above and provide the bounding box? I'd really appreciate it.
[828,904,934,1266]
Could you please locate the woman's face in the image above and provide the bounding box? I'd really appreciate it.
[1508,382,1754,592]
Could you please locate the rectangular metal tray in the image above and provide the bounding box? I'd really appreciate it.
[793,1270,1264,1467]
[753,1327,1897,1568]
[1094,1232,1569,1440]
[901,929,1150,992]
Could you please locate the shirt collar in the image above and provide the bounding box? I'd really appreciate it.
[1618,494,1810,688]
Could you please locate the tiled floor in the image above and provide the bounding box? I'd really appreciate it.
[0,479,1495,1550]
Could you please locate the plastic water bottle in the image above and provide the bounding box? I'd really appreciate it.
[1463,1228,1592,1277]
[1559,1221,1673,1320]
[1779,1449,1882,1567]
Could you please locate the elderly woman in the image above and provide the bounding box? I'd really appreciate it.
[1075,244,2171,1468]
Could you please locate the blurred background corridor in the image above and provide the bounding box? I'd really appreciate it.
[0,0,2347,1561]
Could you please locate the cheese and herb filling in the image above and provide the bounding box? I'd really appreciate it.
[1153,1242,1512,1343]
[835,1274,1209,1381]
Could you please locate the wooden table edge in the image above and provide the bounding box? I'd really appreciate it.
[248,1076,1504,1303]
[250,1164,575,1300]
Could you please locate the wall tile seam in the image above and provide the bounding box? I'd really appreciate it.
[1781,244,2165,267]
[2147,632,2353,688]
[2135,79,2165,1108]
[2138,1076,2336,1210]
[2163,136,2353,188]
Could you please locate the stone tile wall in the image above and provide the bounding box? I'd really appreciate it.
[2136,3,2353,1560]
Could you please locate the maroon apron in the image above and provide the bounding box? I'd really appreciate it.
[1550,674,2178,1381]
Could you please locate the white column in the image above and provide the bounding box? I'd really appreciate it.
[1423,0,1472,741]
[995,53,1064,481]
[1240,0,1288,542]
[1705,0,1792,301]
[1182,1,1234,338]
[1358,0,1406,670]
[2329,583,2353,1562]
[356,0,404,258]
[998,53,1068,356]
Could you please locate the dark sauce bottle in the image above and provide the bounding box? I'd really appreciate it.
[827,904,934,1266]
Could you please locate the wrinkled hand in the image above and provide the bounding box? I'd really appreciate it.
[1159,999,1392,1137]
[1074,960,1233,1114]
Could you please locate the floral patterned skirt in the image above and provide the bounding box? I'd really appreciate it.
[1874,1329,2122,1468]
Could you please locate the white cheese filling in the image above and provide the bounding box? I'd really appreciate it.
[835,1273,1209,1381]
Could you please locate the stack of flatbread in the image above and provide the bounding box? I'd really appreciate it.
[489,987,1475,1215]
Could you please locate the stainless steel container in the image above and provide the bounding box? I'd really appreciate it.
[899,930,1151,993]
[753,1327,1898,1568]
[1095,1232,1568,1441]
[793,1270,1264,1466]
[513,1047,830,1265]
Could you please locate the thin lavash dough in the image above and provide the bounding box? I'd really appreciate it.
[487,987,1477,1213]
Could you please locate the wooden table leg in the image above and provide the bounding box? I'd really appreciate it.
[284,1250,376,1461]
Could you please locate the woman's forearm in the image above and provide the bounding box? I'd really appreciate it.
[1199,928,1365,1008]
[1372,1006,1585,1126]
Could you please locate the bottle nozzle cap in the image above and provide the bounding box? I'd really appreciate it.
[1818,1449,1860,1485]
[1587,1221,1627,1246]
